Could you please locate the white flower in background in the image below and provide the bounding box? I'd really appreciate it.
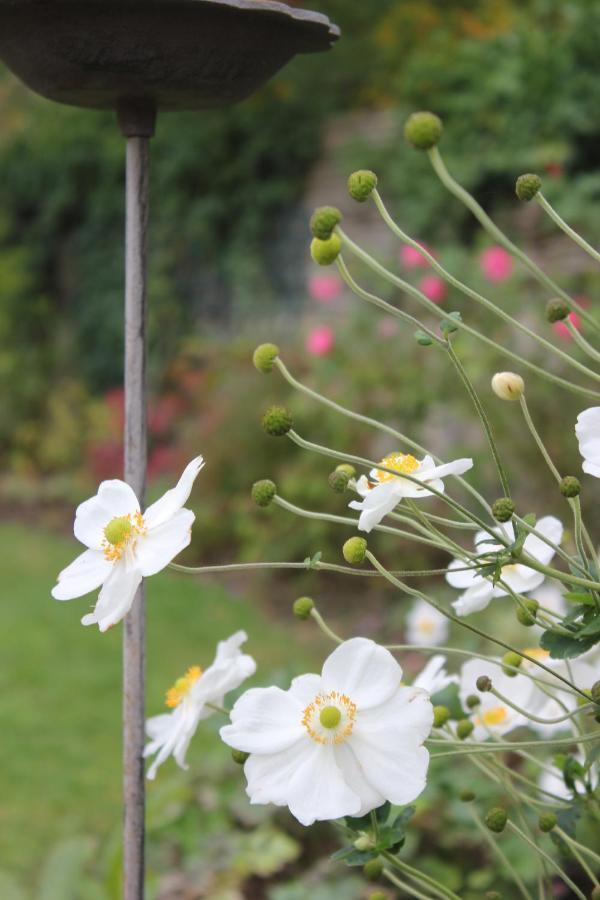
[521,648,598,737]
[446,516,563,617]
[52,456,204,631]
[145,631,256,780]
[220,638,433,826]
[575,406,600,477]
[406,599,449,647]
[530,583,567,623]
[348,452,473,533]
[413,655,457,695]
[458,658,535,741]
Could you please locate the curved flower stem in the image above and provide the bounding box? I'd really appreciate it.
[554,827,600,888]
[309,608,342,644]
[446,339,511,497]
[565,319,600,365]
[536,192,600,268]
[507,822,588,900]
[405,499,473,560]
[372,188,600,382]
[169,560,479,580]
[485,757,571,807]
[513,513,589,579]
[489,685,594,725]
[382,867,437,900]
[337,233,600,401]
[400,509,479,531]
[519,395,562,484]
[554,826,600,872]
[381,852,461,900]
[427,145,600,334]
[428,732,599,751]
[467,805,533,900]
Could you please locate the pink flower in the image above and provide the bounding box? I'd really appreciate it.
[480,246,513,283]
[308,273,343,304]
[400,243,431,269]
[306,325,335,357]
[377,317,399,338]
[419,275,447,304]
[553,312,581,341]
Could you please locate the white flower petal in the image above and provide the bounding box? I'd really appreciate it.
[333,742,386,816]
[353,685,434,751]
[284,742,362,825]
[576,407,600,476]
[51,548,113,600]
[452,580,494,616]
[320,638,402,709]
[349,480,402,532]
[242,737,311,808]
[413,655,457,694]
[582,459,600,477]
[81,562,141,632]
[522,516,563,567]
[445,559,480,589]
[144,456,204,529]
[421,458,473,481]
[220,686,304,754]
[349,736,429,807]
[136,509,195,577]
[74,480,140,549]
[288,673,323,706]
[499,564,545,595]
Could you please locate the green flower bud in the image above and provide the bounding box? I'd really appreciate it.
[460,789,476,802]
[433,705,451,728]
[343,536,367,565]
[515,173,541,202]
[336,464,356,478]
[591,680,600,704]
[262,405,293,437]
[415,329,433,346]
[492,371,524,401]
[476,675,493,692]
[516,598,538,626]
[502,651,522,677]
[538,813,557,833]
[293,596,315,620]
[252,342,280,373]
[545,297,570,323]
[560,475,581,498]
[347,169,378,202]
[363,857,384,880]
[492,497,515,523]
[465,694,481,709]
[328,468,351,493]
[310,205,342,240]
[440,312,461,335]
[404,111,443,150]
[231,749,249,765]
[251,479,276,507]
[456,718,474,740]
[484,807,508,833]
[353,834,375,851]
[310,233,342,266]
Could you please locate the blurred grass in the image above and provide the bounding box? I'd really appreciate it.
[0,521,323,881]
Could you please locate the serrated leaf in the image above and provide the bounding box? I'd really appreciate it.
[374,825,406,852]
[539,630,598,659]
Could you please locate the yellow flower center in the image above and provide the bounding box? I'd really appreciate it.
[523,647,550,662]
[102,511,146,562]
[417,617,436,634]
[165,666,203,708]
[375,452,421,483]
[477,706,509,727]
[303,690,357,744]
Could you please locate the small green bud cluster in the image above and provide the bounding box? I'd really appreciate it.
[310,233,342,266]
[492,497,515,523]
[404,111,443,150]
[433,705,451,728]
[252,342,279,373]
[545,297,569,323]
[456,718,474,740]
[516,598,538,626]
[363,857,383,880]
[293,596,315,620]
[262,405,293,436]
[560,475,581,498]
[347,170,378,202]
[310,206,342,240]
[231,749,249,765]
[538,813,557,833]
[328,463,355,493]
[251,479,276,507]
[502,651,522,677]
[515,173,541,201]
[485,807,508,833]
[343,536,367,565]
[476,675,493,692]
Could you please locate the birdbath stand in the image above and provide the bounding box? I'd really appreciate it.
[0,2,339,896]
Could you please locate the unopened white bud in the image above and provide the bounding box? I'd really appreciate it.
[491,371,524,401]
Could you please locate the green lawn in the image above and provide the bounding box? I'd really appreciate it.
[0,522,324,886]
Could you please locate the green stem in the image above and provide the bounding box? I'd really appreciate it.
[566,318,600,365]
[309,608,342,644]
[507,822,587,900]
[382,868,437,900]
[467,804,534,900]
[554,826,600,870]
[536,192,600,268]
[554,827,600,888]
[489,685,593,725]
[519,395,562,483]
[381,851,461,900]
[427,732,600,751]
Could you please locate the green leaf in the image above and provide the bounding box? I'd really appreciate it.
[330,847,377,867]
[563,591,596,606]
[539,630,598,659]
[577,614,600,637]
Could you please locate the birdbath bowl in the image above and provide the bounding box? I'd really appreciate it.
[0,0,339,112]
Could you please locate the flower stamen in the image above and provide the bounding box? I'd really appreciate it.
[102,511,147,561]
[302,690,357,744]
[375,452,421,483]
[165,666,203,708]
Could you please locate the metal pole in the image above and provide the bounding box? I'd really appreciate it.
[118,100,156,900]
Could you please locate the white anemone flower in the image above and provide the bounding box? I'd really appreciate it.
[413,655,457,695]
[52,456,204,631]
[406,599,449,647]
[145,631,256,780]
[446,516,563,617]
[220,638,433,826]
[575,407,600,477]
[521,648,598,738]
[348,452,473,533]
[459,658,535,741]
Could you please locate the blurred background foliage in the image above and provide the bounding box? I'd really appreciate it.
[2,0,600,896]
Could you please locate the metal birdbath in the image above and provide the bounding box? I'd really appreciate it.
[0,1,339,896]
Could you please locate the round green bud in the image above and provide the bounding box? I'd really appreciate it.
[456,718,474,740]
[476,675,493,693]
[252,342,279,374]
[262,405,293,437]
[310,205,342,240]
[538,813,557,833]
[363,857,384,880]
[353,834,375,851]
[560,475,581,498]
[545,297,570,323]
[337,464,356,478]
[440,313,461,336]
[492,497,515,523]
[502,651,523,677]
[343,536,367,565]
[310,233,342,266]
[415,329,434,346]
[231,749,249,765]
[251,479,276,507]
[466,694,481,709]
[293,596,315,620]
[328,468,351,493]
[433,705,451,728]
[491,371,524,401]
[484,807,508,833]
[347,169,378,202]
[404,111,443,150]
[460,789,476,802]
[516,598,539,627]
[591,680,600,704]
[515,173,541,202]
